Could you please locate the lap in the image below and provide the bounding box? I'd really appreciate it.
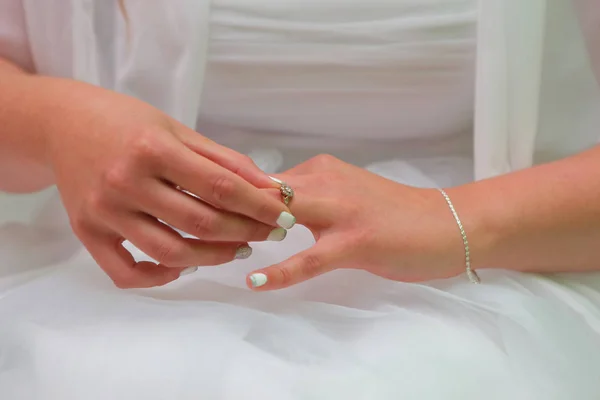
[1,228,600,399]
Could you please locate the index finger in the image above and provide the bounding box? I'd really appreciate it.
[162,147,296,229]
[171,120,278,189]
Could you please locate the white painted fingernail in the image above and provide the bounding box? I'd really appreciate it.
[235,245,253,260]
[276,212,296,229]
[267,227,287,242]
[249,273,268,288]
[269,176,283,185]
[180,266,198,277]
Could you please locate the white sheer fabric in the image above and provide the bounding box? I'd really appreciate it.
[200,0,476,139]
[1,0,600,398]
[474,0,600,179]
[2,163,600,399]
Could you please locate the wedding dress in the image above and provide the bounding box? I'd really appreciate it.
[1,0,600,398]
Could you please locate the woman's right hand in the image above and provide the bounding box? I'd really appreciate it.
[42,80,295,288]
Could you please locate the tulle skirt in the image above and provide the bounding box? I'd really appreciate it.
[1,155,600,399]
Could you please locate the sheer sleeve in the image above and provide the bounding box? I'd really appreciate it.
[0,0,34,71]
[474,0,600,180]
[574,0,600,83]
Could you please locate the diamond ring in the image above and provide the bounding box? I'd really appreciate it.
[269,177,294,205]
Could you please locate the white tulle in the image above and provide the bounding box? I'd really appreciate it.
[1,156,600,399]
[1,0,600,398]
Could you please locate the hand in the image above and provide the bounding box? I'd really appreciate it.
[246,155,467,291]
[44,81,295,288]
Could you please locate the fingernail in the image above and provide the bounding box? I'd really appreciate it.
[249,273,268,288]
[235,245,253,260]
[180,266,198,276]
[276,212,296,229]
[269,176,283,185]
[267,227,287,242]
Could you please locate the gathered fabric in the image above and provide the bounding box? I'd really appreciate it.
[1,0,600,398]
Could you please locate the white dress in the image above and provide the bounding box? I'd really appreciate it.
[1,1,600,399]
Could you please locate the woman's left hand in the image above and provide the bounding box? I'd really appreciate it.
[247,155,472,291]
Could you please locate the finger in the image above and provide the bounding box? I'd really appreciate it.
[115,212,252,268]
[136,182,287,243]
[80,229,184,289]
[246,241,340,291]
[269,175,335,227]
[174,122,278,189]
[161,146,296,230]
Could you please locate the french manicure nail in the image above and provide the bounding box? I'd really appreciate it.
[267,227,287,242]
[249,273,268,288]
[276,212,296,229]
[235,245,253,260]
[180,266,198,276]
[269,176,283,185]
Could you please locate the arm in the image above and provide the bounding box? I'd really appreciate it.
[0,56,294,289]
[0,57,55,193]
[243,150,600,291]
[450,145,600,274]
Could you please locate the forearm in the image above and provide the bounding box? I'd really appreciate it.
[0,58,55,193]
[449,145,600,273]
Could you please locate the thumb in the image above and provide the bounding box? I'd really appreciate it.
[246,240,341,291]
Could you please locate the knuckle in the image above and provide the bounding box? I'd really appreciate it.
[152,241,186,266]
[300,254,323,278]
[253,201,272,224]
[210,175,236,202]
[103,164,130,192]
[231,155,255,175]
[276,266,293,286]
[247,221,264,241]
[130,131,162,163]
[311,154,337,168]
[83,190,111,217]
[239,154,255,165]
[240,220,264,242]
[188,213,217,238]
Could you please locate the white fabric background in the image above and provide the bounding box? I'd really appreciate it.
[1,0,600,398]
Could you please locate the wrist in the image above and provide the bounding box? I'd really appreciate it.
[2,74,66,168]
[0,72,61,191]
[29,77,113,169]
[29,77,88,168]
[441,183,502,272]
[401,187,473,280]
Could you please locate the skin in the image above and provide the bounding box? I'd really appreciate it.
[247,151,600,291]
[3,56,600,292]
[0,58,293,289]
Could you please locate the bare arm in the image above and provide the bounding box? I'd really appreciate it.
[450,145,600,274]
[242,148,600,291]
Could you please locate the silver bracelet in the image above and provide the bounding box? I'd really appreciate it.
[437,189,481,284]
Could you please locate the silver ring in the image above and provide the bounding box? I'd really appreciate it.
[270,177,294,205]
